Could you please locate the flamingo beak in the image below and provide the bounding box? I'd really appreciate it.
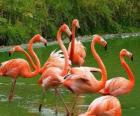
[131,55,133,61]
[77,28,81,34]
[64,74,72,79]
[8,51,12,57]
[39,104,42,112]
[44,42,47,47]
[69,34,72,42]
[104,44,107,51]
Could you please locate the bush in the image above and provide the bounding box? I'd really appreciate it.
[0,0,139,45]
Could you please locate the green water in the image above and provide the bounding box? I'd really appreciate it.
[0,37,140,116]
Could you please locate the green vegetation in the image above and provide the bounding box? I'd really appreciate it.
[0,0,139,45]
[0,37,140,116]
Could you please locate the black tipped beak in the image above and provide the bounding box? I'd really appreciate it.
[64,74,72,79]
[44,43,47,47]
[131,55,133,61]
[8,52,11,57]
[104,44,107,51]
[69,35,72,42]
[39,104,42,112]
[77,28,81,33]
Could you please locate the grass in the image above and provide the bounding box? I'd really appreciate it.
[0,36,140,116]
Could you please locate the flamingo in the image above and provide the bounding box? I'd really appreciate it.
[68,19,86,66]
[61,34,108,114]
[9,34,47,71]
[99,49,135,96]
[79,95,122,116]
[0,34,47,102]
[40,50,71,73]
[38,24,72,115]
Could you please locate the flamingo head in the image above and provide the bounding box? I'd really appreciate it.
[72,19,80,29]
[60,24,72,37]
[120,49,133,61]
[33,34,47,46]
[8,45,24,56]
[93,34,107,50]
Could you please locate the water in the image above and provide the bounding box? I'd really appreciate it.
[0,37,140,116]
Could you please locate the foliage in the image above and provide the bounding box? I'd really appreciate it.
[0,0,139,45]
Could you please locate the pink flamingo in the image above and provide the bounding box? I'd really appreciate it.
[0,34,47,102]
[99,49,135,96]
[68,19,86,66]
[40,50,71,73]
[62,35,108,114]
[38,24,72,115]
[79,95,122,116]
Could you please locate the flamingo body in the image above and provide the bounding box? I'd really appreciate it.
[79,95,122,116]
[68,39,86,65]
[99,77,132,96]
[0,58,38,78]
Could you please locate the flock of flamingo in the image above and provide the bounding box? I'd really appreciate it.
[0,19,135,116]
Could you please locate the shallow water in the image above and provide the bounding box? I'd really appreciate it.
[0,37,140,116]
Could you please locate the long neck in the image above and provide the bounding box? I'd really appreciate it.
[28,38,40,70]
[120,56,135,87]
[70,24,76,60]
[57,30,69,76]
[18,50,36,70]
[23,69,39,78]
[91,41,107,91]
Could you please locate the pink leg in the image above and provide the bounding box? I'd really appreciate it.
[71,95,78,115]
[54,89,58,116]
[39,87,46,112]
[8,79,16,102]
[55,89,71,116]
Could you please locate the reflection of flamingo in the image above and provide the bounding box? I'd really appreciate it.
[68,19,86,66]
[79,95,122,116]
[0,34,47,102]
[38,24,72,115]
[99,49,135,96]
[62,35,107,114]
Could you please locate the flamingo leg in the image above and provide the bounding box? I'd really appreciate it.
[54,89,58,116]
[39,87,46,112]
[8,79,16,102]
[71,95,78,115]
[55,89,71,116]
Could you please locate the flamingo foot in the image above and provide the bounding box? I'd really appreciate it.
[8,94,13,102]
[66,112,72,116]
[55,109,58,116]
[39,104,42,112]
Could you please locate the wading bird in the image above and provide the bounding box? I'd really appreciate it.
[62,35,108,114]
[99,49,135,96]
[79,95,122,116]
[68,19,86,66]
[38,24,72,115]
[0,34,47,102]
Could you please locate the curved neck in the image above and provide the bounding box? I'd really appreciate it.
[57,29,69,76]
[24,69,39,78]
[70,24,76,60]
[120,56,135,87]
[91,41,107,91]
[28,38,40,70]
[18,50,36,70]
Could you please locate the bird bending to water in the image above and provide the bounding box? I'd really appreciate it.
[0,34,47,102]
